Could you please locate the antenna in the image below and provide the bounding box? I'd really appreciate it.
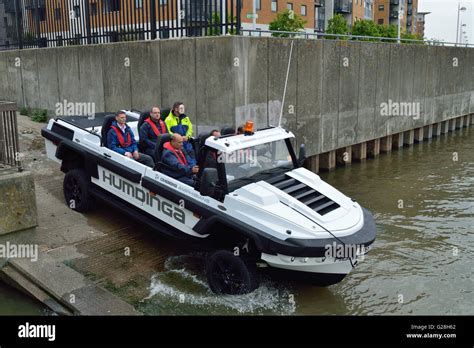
[278,40,294,128]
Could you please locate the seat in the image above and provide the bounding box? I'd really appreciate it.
[101,114,117,147]
[137,112,151,152]
[160,108,171,122]
[137,112,150,131]
[221,126,235,135]
[154,133,173,163]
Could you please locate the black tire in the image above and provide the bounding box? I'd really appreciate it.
[206,250,258,295]
[63,169,91,213]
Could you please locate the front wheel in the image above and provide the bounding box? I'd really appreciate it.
[206,250,258,295]
[63,169,91,213]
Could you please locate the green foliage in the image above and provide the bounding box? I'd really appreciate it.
[379,24,398,39]
[30,109,48,123]
[351,20,381,41]
[20,107,32,116]
[325,14,349,39]
[207,12,237,36]
[268,10,307,37]
[401,32,424,44]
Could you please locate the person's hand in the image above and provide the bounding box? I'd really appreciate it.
[133,151,140,160]
[124,152,133,158]
[192,166,199,174]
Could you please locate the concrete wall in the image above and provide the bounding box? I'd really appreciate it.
[1,36,473,156]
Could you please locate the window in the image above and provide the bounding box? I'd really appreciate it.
[38,7,46,21]
[91,3,97,16]
[378,5,384,11]
[271,0,277,12]
[378,18,383,24]
[255,0,261,10]
[73,5,80,18]
[287,2,293,10]
[104,0,120,13]
[54,8,61,20]
[301,5,306,16]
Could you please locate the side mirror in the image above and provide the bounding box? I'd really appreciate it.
[200,168,218,197]
[298,143,306,166]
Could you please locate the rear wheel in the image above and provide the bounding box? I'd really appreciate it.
[63,169,91,213]
[206,250,258,295]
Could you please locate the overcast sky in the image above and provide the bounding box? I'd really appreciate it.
[420,0,474,43]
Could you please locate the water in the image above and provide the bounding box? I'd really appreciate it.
[1,127,472,315]
[139,127,474,315]
[0,281,46,315]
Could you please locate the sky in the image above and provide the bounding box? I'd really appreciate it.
[420,0,474,43]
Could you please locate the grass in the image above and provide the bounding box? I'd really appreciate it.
[20,107,48,123]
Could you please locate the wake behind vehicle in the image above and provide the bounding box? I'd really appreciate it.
[41,111,376,295]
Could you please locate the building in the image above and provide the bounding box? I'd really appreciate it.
[240,0,316,34]
[415,11,429,38]
[0,0,235,47]
[373,0,421,35]
[316,0,374,33]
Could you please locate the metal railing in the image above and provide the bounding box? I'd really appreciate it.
[240,29,474,48]
[0,102,22,171]
[0,0,242,50]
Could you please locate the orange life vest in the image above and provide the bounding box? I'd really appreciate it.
[110,125,132,148]
[145,117,167,136]
[163,142,188,166]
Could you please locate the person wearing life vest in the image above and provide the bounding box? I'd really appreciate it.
[139,106,167,157]
[161,133,199,186]
[107,111,155,168]
[164,102,195,159]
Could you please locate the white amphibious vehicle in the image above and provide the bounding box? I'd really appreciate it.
[42,112,376,294]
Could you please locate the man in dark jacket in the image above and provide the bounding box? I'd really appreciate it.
[161,134,199,186]
[139,106,167,157]
[107,111,154,168]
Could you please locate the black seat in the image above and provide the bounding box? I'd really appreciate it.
[198,132,211,148]
[160,108,171,122]
[101,114,117,147]
[154,133,173,163]
[138,112,150,131]
[137,112,151,152]
[221,126,235,135]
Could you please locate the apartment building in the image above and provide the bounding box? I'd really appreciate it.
[373,0,420,34]
[240,0,316,33]
[315,0,373,32]
[2,0,233,46]
[415,10,429,38]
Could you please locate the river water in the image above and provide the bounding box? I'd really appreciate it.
[1,126,472,315]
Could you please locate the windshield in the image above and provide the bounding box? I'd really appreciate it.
[223,139,295,182]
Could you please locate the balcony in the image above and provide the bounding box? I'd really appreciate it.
[3,0,17,12]
[334,0,352,14]
[407,9,412,15]
[390,0,399,5]
[316,18,325,31]
[315,0,324,7]
[408,0,412,3]
[389,12,398,18]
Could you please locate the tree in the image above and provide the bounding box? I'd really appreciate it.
[268,10,307,37]
[352,19,380,41]
[207,13,237,36]
[378,24,398,42]
[325,14,349,39]
[401,32,424,44]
